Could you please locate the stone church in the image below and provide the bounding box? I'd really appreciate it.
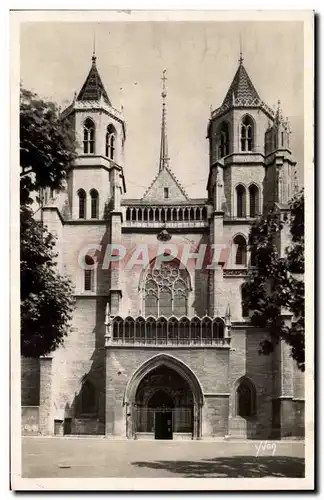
[21,51,304,440]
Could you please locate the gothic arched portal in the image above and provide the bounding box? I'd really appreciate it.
[124,353,203,440]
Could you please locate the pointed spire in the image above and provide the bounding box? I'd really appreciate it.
[222,57,260,108]
[77,53,111,105]
[275,99,290,129]
[159,69,170,172]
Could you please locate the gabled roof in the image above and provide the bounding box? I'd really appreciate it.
[222,60,260,108]
[77,55,111,105]
[141,166,189,203]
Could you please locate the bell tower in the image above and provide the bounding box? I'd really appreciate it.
[61,52,126,220]
[264,100,298,213]
[207,52,274,218]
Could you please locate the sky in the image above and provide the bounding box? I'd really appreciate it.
[20,20,304,199]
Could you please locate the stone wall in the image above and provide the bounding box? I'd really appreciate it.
[228,326,273,438]
[105,348,230,438]
[51,296,106,426]
[21,357,40,406]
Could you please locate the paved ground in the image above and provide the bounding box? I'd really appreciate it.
[22,437,305,478]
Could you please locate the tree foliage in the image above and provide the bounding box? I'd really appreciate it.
[20,87,76,206]
[20,206,75,357]
[20,88,76,357]
[243,190,305,371]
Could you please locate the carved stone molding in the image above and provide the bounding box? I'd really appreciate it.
[157,228,172,241]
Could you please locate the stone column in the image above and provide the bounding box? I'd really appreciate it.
[109,211,123,315]
[105,380,116,436]
[271,325,295,438]
[104,311,114,436]
[39,356,53,435]
[109,166,123,314]
[193,403,202,440]
[208,213,225,317]
[104,310,126,438]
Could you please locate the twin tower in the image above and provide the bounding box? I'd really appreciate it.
[46,51,297,226]
[29,50,303,440]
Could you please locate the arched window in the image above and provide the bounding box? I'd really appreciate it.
[143,260,190,318]
[249,184,259,217]
[233,235,247,266]
[191,317,201,344]
[90,189,99,219]
[124,317,135,344]
[236,378,256,417]
[236,184,246,217]
[217,122,230,158]
[78,189,86,219]
[84,255,94,291]
[157,318,168,344]
[202,317,212,344]
[168,317,178,345]
[81,379,96,414]
[146,317,157,344]
[106,124,116,160]
[240,116,254,152]
[212,318,225,340]
[113,316,123,343]
[135,317,145,344]
[83,118,95,154]
[179,317,190,345]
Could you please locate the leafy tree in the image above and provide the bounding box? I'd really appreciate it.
[20,87,76,206]
[243,189,305,371]
[20,206,75,357]
[20,88,76,357]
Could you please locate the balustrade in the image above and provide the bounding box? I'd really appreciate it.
[111,316,230,347]
[124,205,208,225]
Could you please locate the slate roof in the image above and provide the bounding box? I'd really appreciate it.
[222,61,260,107]
[77,56,111,105]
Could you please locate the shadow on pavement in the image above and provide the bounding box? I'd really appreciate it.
[132,456,305,478]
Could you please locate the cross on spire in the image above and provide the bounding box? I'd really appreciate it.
[239,35,244,65]
[161,69,167,97]
[92,32,96,64]
[159,69,170,172]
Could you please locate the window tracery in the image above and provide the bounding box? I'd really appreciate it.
[240,116,254,152]
[83,118,95,154]
[144,261,189,317]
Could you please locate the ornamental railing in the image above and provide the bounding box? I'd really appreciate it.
[123,205,208,226]
[110,316,231,347]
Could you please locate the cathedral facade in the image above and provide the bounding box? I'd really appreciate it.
[21,52,305,440]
